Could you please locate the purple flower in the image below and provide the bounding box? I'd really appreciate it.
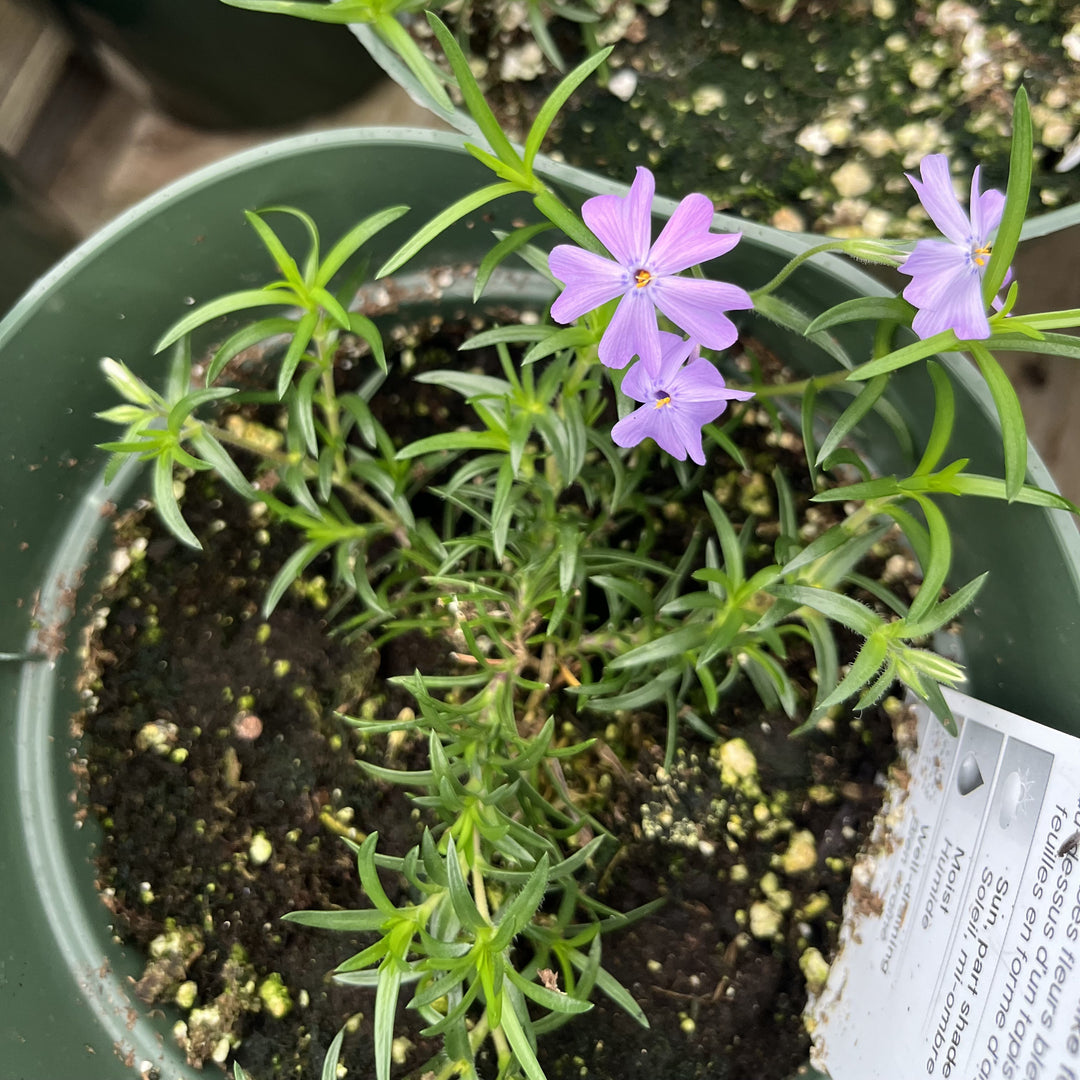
[897,154,1007,341]
[611,333,754,465]
[548,167,754,370]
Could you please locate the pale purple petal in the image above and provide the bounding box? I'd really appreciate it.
[908,154,971,246]
[897,239,971,309]
[650,277,753,350]
[669,411,707,465]
[969,168,1005,245]
[911,278,990,340]
[648,193,741,274]
[624,404,707,464]
[619,353,657,401]
[600,288,661,369]
[645,406,693,462]
[624,336,706,401]
[614,343,754,464]
[582,166,654,267]
[672,358,755,407]
[991,266,1015,312]
[548,246,628,323]
[653,331,697,378]
[900,155,1008,341]
[669,371,748,432]
[611,404,658,450]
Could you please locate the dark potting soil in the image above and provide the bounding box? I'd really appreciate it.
[74,321,917,1080]
[74,482,442,1077]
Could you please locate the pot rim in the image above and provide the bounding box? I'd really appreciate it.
[2,127,822,343]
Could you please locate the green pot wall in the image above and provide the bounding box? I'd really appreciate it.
[1,127,1078,1080]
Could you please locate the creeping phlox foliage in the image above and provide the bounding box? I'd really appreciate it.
[97,13,1080,1080]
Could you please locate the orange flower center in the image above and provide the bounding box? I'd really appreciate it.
[973,243,992,268]
[634,268,653,288]
[654,392,672,409]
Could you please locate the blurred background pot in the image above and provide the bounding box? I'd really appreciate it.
[37,0,382,128]
[0,148,77,314]
[1,127,1078,1080]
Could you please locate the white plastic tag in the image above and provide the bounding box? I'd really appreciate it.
[808,687,1080,1080]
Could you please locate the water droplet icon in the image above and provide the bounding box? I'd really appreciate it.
[957,752,984,795]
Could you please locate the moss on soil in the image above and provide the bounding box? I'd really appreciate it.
[417,0,1080,234]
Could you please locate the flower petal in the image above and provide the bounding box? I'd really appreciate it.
[615,350,744,465]
[600,288,661,369]
[646,408,691,461]
[908,154,971,246]
[911,277,990,341]
[672,358,755,407]
[611,402,658,450]
[668,409,707,465]
[654,332,697,376]
[548,246,628,324]
[620,355,657,402]
[650,277,752,350]
[648,193,741,275]
[621,334,693,395]
[898,239,972,310]
[969,167,1005,245]
[991,266,1014,312]
[582,166,654,267]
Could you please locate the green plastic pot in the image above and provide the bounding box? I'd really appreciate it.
[1,127,1078,1080]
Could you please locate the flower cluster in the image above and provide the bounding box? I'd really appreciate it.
[548,154,1014,464]
[548,166,755,462]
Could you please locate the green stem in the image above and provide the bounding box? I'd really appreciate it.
[750,241,853,301]
[467,828,513,1067]
[312,324,349,482]
[201,420,408,540]
[534,187,602,254]
[738,367,852,400]
[490,1020,513,1074]
[472,830,493,924]
[841,498,895,536]
[201,419,296,466]
[466,1013,492,1066]
[561,331,598,398]
[872,319,898,360]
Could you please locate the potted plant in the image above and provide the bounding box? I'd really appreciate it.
[3,26,1080,1080]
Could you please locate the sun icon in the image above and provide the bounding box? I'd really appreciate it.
[998,767,1036,829]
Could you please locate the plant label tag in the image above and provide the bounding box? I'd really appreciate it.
[807,687,1080,1080]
